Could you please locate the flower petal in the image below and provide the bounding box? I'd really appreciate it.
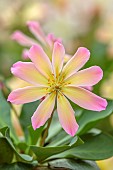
[27,21,46,45]
[46,33,62,48]
[11,61,48,86]
[11,31,37,47]
[57,93,79,136]
[82,86,93,91]
[62,47,90,79]
[22,49,29,59]
[65,66,103,87]
[52,42,65,77]
[7,86,47,104]
[31,93,56,130]
[64,54,72,63]
[29,45,53,78]
[63,86,107,111]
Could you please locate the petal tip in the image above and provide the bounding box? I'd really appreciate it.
[11,31,22,40]
[95,66,103,78]
[7,96,10,102]
[11,61,21,74]
[7,93,14,103]
[101,99,108,111]
[27,21,39,28]
[29,44,41,52]
[54,41,62,46]
[97,98,108,112]
[31,115,40,130]
[68,124,79,136]
[78,47,90,57]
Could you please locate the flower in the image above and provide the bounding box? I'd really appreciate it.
[11,21,62,59]
[7,42,107,136]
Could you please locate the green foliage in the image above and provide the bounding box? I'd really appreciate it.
[0,162,33,170]
[19,100,40,143]
[0,127,32,163]
[49,159,100,170]
[77,100,113,135]
[1,2,113,169]
[0,89,113,169]
[30,136,83,162]
[49,133,113,161]
[0,138,13,164]
[0,90,18,141]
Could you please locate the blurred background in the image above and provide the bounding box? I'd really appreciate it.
[0,0,113,169]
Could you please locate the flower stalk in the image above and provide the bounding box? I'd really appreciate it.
[40,109,54,146]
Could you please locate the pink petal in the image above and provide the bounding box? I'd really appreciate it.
[57,93,79,136]
[82,86,93,91]
[29,45,53,78]
[22,49,29,59]
[31,93,56,130]
[65,66,103,87]
[7,86,47,104]
[62,47,90,79]
[27,21,46,45]
[11,31,37,47]
[11,61,48,86]
[46,33,62,48]
[52,42,65,77]
[63,86,107,111]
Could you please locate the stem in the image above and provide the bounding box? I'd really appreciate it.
[40,110,54,147]
[10,103,19,118]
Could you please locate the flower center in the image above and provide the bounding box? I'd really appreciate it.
[46,73,64,94]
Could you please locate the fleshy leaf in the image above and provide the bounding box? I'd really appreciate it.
[77,100,113,135]
[30,136,83,162]
[0,162,34,170]
[0,90,18,141]
[19,100,40,143]
[49,159,100,170]
[49,132,113,161]
[0,127,33,163]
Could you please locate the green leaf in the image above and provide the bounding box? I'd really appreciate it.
[0,138,14,163]
[0,162,33,170]
[0,127,33,163]
[28,125,44,145]
[19,101,40,142]
[46,110,62,143]
[30,136,83,162]
[47,130,73,147]
[50,132,113,161]
[0,90,18,141]
[49,159,100,170]
[77,100,113,135]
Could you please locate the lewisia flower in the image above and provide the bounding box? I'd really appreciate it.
[11,21,62,59]
[7,42,107,136]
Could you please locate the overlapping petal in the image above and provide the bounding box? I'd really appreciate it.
[65,66,103,87]
[27,21,46,45]
[29,45,53,78]
[64,54,72,63]
[57,93,79,136]
[63,86,107,111]
[31,93,56,130]
[7,86,47,104]
[46,33,62,48]
[52,42,65,77]
[22,49,29,59]
[11,31,37,47]
[11,61,48,86]
[62,47,90,79]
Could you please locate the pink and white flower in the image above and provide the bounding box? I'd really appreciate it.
[7,42,107,136]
